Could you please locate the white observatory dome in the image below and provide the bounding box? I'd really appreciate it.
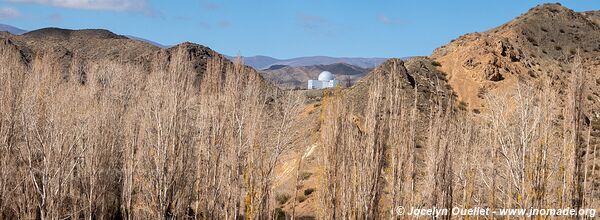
[318,71,334,81]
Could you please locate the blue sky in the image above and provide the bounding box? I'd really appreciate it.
[0,0,597,59]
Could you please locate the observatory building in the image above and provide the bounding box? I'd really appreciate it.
[308,71,338,89]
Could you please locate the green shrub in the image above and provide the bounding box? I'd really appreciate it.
[275,193,290,205]
[304,188,315,196]
[570,48,577,55]
[592,119,600,130]
[297,195,307,203]
[458,101,468,111]
[300,172,312,180]
[274,208,287,220]
[526,36,538,46]
[477,87,488,98]
[431,61,442,67]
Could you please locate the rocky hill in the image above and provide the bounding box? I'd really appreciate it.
[432,3,600,113]
[0,27,271,91]
[259,62,371,89]
[278,3,600,217]
[431,3,600,180]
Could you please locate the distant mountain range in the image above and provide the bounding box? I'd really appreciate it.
[124,35,168,48]
[225,55,388,70]
[0,24,26,35]
[259,62,372,89]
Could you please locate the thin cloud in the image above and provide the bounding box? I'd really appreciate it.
[378,14,408,26]
[296,13,340,36]
[378,15,392,24]
[47,13,62,22]
[198,21,212,29]
[217,20,230,28]
[297,13,328,30]
[0,7,21,19]
[200,0,219,11]
[5,0,154,14]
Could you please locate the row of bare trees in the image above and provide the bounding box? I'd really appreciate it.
[1,42,596,219]
[316,58,597,219]
[0,45,303,219]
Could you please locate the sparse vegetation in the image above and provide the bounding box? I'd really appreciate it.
[526,36,538,46]
[276,193,291,205]
[296,195,307,203]
[300,171,312,180]
[304,188,315,196]
[431,61,442,66]
[458,100,468,111]
[274,208,287,220]
[570,48,577,55]
[593,119,600,130]
[478,87,488,98]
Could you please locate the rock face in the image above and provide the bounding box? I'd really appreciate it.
[432,3,600,111]
[350,57,454,112]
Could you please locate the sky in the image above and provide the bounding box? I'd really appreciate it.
[0,0,597,59]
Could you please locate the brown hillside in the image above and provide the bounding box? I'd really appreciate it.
[432,3,600,112]
[0,28,272,91]
[582,10,600,26]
